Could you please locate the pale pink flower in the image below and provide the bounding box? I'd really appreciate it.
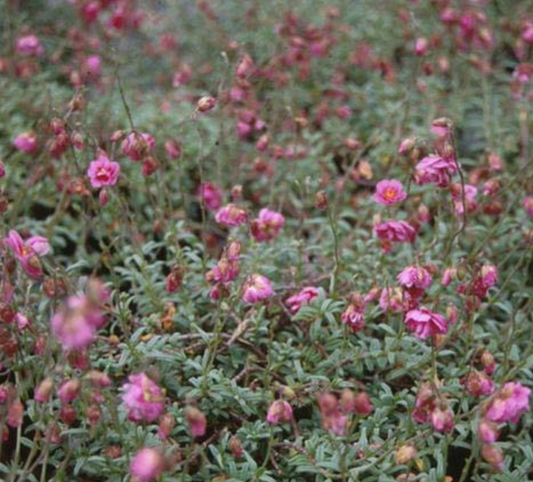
[122,373,164,423]
[4,230,43,279]
[26,236,50,256]
[130,448,164,482]
[414,37,428,56]
[251,209,285,242]
[373,180,407,206]
[415,155,458,187]
[58,379,81,404]
[441,267,457,287]
[477,419,499,443]
[215,204,247,227]
[398,266,432,290]
[379,287,404,312]
[431,406,454,433]
[242,274,274,303]
[404,308,448,339]
[35,378,54,403]
[374,220,416,244]
[13,132,38,154]
[481,444,504,471]
[485,382,531,424]
[286,287,319,314]
[15,313,30,331]
[121,132,155,161]
[87,152,120,188]
[198,182,223,211]
[186,407,207,438]
[16,34,44,56]
[266,400,293,425]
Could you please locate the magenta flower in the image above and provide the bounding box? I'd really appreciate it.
[16,34,44,56]
[398,266,432,290]
[13,132,38,154]
[87,152,120,188]
[341,294,366,332]
[414,155,458,187]
[57,379,81,404]
[251,208,285,242]
[286,287,319,314]
[379,287,404,312]
[121,132,155,161]
[404,308,448,339]
[373,179,408,206]
[524,196,533,217]
[374,220,416,244]
[485,382,531,424]
[431,406,454,433]
[122,373,164,423]
[186,407,207,438]
[130,448,164,482]
[215,204,247,227]
[266,400,293,425]
[4,230,45,279]
[198,182,223,211]
[242,274,274,303]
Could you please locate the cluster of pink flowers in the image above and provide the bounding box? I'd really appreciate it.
[317,390,372,436]
[286,286,319,314]
[4,230,50,279]
[412,383,454,433]
[250,208,285,242]
[16,34,44,56]
[50,279,108,351]
[414,154,458,188]
[122,373,165,423]
[205,240,241,299]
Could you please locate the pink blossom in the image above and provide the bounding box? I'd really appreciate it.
[353,392,373,416]
[485,382,531,424]
[206,258,239,283]
[186,407,207,438]
[286,287,319,314]
[13,132,38,154]
[451,183,477,215]
[35,378,54,403]
[266,400,293,425]
[480,264,498,289]
[130,448,164,482]
[404,308,448,339]
[122,373,164,423]
[87,152,120,188]
[462,370,494,397]
[524,196,533,217]
[477,419,499,443]
[373,179,407,206]
[481,444,504,471]
[121,132,155,161]
[441,267,457,287]
[215,204,247,227]
[4,230,43,279]
[164,139,181,159]
[414,37,428,56]
[379,287,404,312]
[26,236,50,256]
[414,155,458,187]
[15,313,30,331]
[374,220,416,244]
[398,266,432,290]
[242,274,274,303]
[198,182,223,211]
[398,137,415,155]
[251,209,285,242]
[58,379,81,404]
[341,294,366,332]
[16,34,44,56]
[431,406,454,433]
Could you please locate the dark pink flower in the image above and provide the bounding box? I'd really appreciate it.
[485,382,531,424]
[198,182,223,211]
[215,204,247,227]
[13,132,38,154]
[374,220,416,245]
[4,230,44,279]
[130,448,164,482]
[242,274,274,303]
[341,294,366,332]
[16,34,44,56]
[286,287,319,313]
[251,209,285,242]
[415,155,458,187]
[266,400,293,425]
[398,266,432,290]
[87,152,120,188]
[373,179,407,206]
[122,373,164,423]
[121,133,155,161]
[404,308,448,339]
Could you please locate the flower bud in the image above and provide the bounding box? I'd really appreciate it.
[186,406,207,438]
[481,444,503,471]
[197,96,216,112]
[315,190,328,210]
[229,435,244,458]
[395,445,417,465]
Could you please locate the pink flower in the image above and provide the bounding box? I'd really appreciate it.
[431,406,454,433]
[286,287,319,314]
[398,266,432,290]
[480,264,498,289]
[353,392,373,416]
[13,132,38,154]
[373,179,407,206]
[414,37,428,56]
[87,152,120,188]
[524,196,533,217]
[266,400,293,425]
[242,274,274,303]
[16,34,44,56]
[206,258,239,284]
[121,132,155,161]
[477,419,499,443]
[198,182,223,211]
[122,373,164,423]
[130,448,164,482]
[404,308,448,339]
[379,287,404,312]
[26,236,50,256]
[35,378,54,403]
[415,155,458,187]
[15,313,30,331]
[485,382,531,424]
[186,407,207,438]
[462,370,494,397]
[4,230,43,279]
[481,444,504,472]
[374,220,416,244]
[164,139,181,159]
[441,267,457,287]
[341,294,366,332]
[58,379,81,404]
[251,209,285,242]
[215,204,247,227]
[451,183,477,215]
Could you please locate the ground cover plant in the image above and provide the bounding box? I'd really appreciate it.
[0,0,533,480]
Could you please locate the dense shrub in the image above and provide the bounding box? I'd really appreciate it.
[0,1,533,481]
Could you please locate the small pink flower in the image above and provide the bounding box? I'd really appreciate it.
[58,379,81,404]
[374,220,416,244]
[206,258,239,284]
[477,419,499,444]
[414,37,428,56]
[122,373,164,423]
[26,236,50,256]
[398,137,415,155]
[415,155,458,187]
[462,370,494,397]
[215,204,247,227]
[485,382,531,424]
[341,294,366,332]
[251,208,285,242]
[164,139,181,159]
[15,313,30,331]
[87,152,120,188]
[480,264,498,289]
[198,182,223,211]
[286,287,319,314]
[186,407,207,438]
[16,34,44,56]
[130,448,164,482]
[121,132,155,161]
[431,406,454,433]
[35,378,54,403]
[441,267,457,287]
[373,179,407,206]
[84,55,102,78]
[398,266,432,290]
[242,274,274,303]
[4,230,43,279]
[353,392,373,416]
[451,183,477,215]
[13,132,38,154]
[266,400,293,425]
[379,287,404,312]
[524,196,533,217]
[404,308,448,339]
[481,444,504,472]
